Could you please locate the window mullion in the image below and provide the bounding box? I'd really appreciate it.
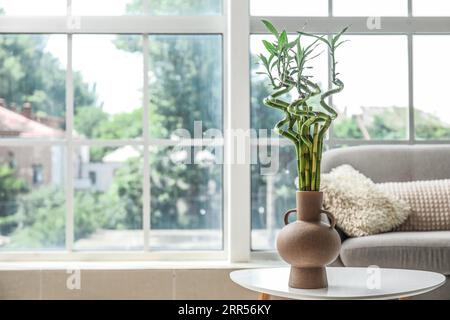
[143,35,151,252]
[227,0,251,262]
[407,34,415,143]
[65,34,74,252]
[407,0,415,143]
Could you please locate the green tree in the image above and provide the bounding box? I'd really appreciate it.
[3,187,65,248]
[0,165,27,234]
[416,109,450,139]
[74,106,108,138]
[95,108,143,140]
[74,107,143,161]
[103,156,143,230]
[333,106,450,140]
[0,34,96,124]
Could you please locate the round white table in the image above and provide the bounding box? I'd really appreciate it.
[230,267,445,300]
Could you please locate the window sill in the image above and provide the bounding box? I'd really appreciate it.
[0,259,285,271]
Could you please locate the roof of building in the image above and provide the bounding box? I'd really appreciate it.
[0,105,64,138]
[103,145,142,163]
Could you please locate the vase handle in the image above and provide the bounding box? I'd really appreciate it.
[283,209,297,225]
[321,209,337,229]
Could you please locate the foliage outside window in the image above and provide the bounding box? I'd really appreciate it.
[0,0,223,251]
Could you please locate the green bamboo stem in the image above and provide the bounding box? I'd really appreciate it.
[311,123,319,191]
[304,146,310,191]
[316,139,323,189]
[296,142,303,190]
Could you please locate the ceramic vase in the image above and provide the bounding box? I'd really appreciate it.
[276,191,341,289]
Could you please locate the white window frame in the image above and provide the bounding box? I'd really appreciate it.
[0,0,230,262]
[0,0,450,262]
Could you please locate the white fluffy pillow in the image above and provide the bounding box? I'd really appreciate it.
[321,165,410,237]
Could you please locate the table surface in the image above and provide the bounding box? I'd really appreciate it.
[230,267,446,300]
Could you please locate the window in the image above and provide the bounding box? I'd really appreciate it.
[414,36,450,139]
[72,34,143,139]
[150,146,223,251]
[88,171,96,185]
[0,146,65,250]
[333,0,407,16]
[0,0,66,16]
[333,36,409,141]
[250,0,328,17]
[0,0,224,258]
[32,164,44,185]
[0,0,449,260]
[73,146,144,251]
[0,34,67,137]
[71,0,223,16]
[71,0,141,16]
[413,0,450,16]
[148,35,223,139]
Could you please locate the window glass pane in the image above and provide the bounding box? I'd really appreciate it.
[251,35,328,131]
[0,0,66,16]
[73,35,142,140]
[413,0,450,16]
[71,0,222,16]
[333,36,408,140]
[150,146,223,251]
[147,0,222,15]
[71,0,139,16]
[73,146,143,251]
[148,35,222,139]
[414,36,450,140]
[251,145,297,251]
[0,146,65,250]
[333,0,407,16]
[0,35,66,138]
[250,0,328,16]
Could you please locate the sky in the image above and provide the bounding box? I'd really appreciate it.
[1,0,450,121]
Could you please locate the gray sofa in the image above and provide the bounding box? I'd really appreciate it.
[322,145,450,300]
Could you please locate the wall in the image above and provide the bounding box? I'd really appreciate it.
[0,267,257,300]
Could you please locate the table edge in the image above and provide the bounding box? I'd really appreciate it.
[230,267,446,300]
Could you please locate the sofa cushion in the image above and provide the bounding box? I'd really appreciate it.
[377,179,450,232]
[340,231,450,275]
[321,165,410,237]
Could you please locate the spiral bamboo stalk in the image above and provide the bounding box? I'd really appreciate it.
[259,20,347,191]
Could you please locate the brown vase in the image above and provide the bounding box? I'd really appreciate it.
[276,191,341,289]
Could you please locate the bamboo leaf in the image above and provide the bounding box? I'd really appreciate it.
[335,39,350,49]
[262,20,279,39]
[297,32,330,48]
[268,53,275,65]
[332,26,349,46]
[279,31,288,49]
[259,54,268,66]
[262,40,277,55]
[270,59,278,71]
[287,39,298,50]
